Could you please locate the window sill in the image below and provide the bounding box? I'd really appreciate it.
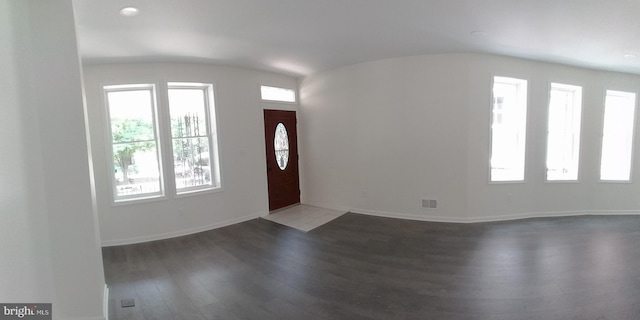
[112,194,167,206]
[175,186,223,199]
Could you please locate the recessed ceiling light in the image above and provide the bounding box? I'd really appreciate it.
[624,54,636,59]
[471,31,487,37]
[120,7,140,17]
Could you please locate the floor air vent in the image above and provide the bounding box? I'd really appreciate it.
[121,298,135,308]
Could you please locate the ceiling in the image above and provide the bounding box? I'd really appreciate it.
[73,0,640,78]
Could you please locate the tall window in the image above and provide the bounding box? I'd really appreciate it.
[105,84,163,200]
[600,90,636,181]
[104,82,221,202]
[490,76,528,182]
[168,83,220,193]
[546,83,583,181]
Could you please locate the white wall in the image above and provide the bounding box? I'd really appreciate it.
[82,63,298,245]
[0,0,55,304]
[299,53,640,222]
[0,1,106,319]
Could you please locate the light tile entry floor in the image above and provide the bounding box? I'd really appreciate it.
[261,204,346,232]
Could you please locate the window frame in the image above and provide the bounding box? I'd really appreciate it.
[103,83,166,203]
[599,90,637,183]
[545,82,583,182]
[103,82,223,204]
[167,82,222,195]
[489,76,529,183]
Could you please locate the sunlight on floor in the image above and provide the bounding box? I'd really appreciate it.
[262,204,346,232]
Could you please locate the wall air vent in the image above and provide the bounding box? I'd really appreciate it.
[422,199,437,209]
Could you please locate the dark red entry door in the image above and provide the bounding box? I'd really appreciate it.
[264,110,300,211]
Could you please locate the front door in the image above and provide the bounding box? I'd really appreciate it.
[264,109,300,211]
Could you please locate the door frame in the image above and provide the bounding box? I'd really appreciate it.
[263,109,300,211]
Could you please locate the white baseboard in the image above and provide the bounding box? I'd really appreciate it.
[351,208,475,223]
[304,201,640,223]
[101,213,262,247]
[100,205,640,246]
[352,208,640,223]
[103,284,109,320]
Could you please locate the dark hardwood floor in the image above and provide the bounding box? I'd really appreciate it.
[103,213,640,320]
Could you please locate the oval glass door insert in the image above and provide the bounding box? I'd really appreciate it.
[274,122,290,170]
